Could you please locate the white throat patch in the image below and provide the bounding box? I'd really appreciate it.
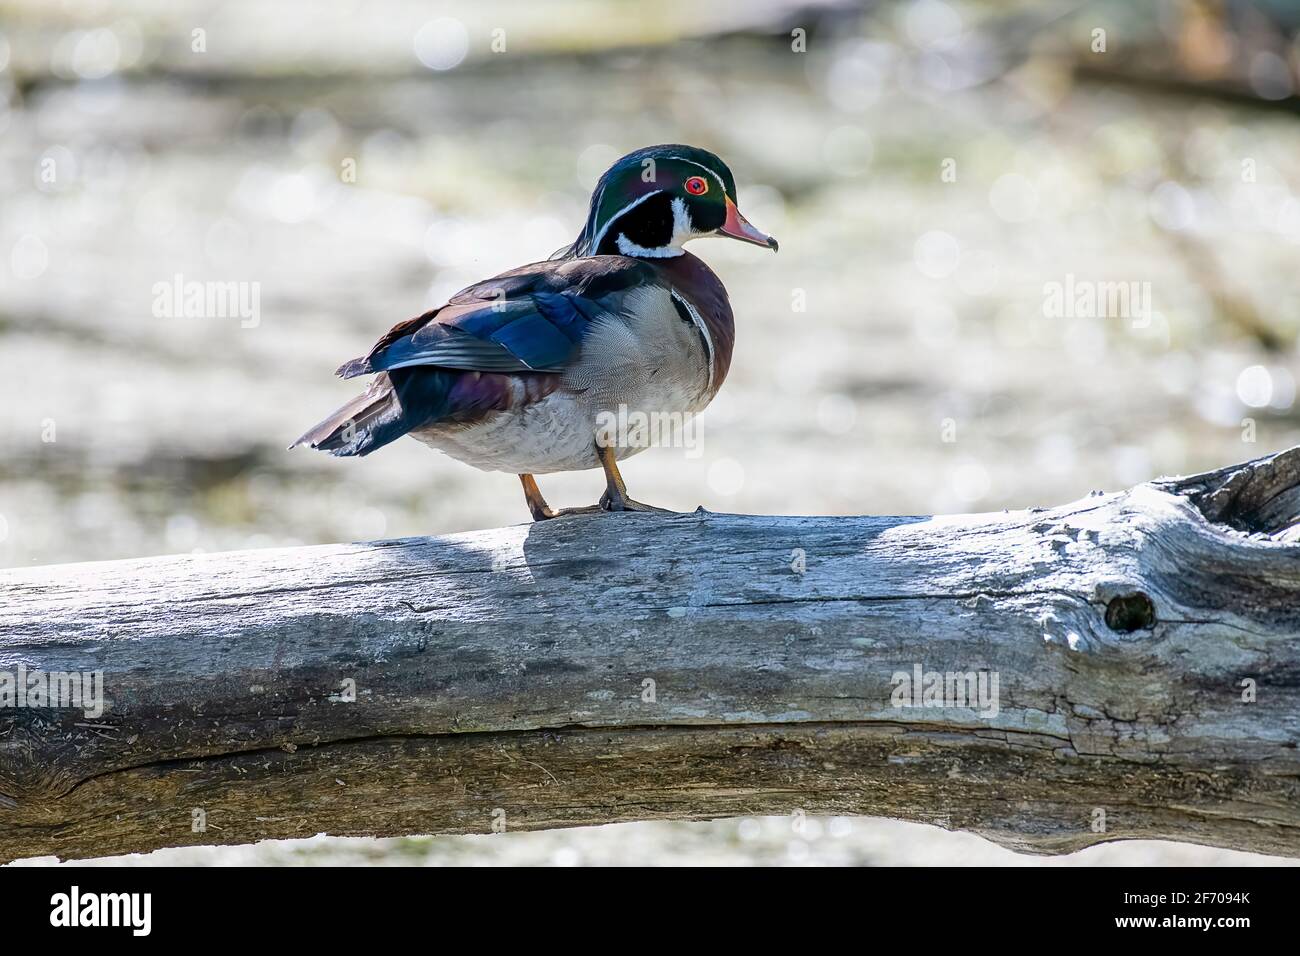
[616,197,692,258]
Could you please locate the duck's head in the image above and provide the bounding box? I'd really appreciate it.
[561,144,778,260]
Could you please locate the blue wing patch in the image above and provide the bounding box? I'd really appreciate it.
[348,259,652,378]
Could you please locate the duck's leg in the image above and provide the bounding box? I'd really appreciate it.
[518,474,601,521]
[595,444,671,513]
[518,474,555,521]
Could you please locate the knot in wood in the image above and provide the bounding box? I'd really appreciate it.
[1104,591,1156,633]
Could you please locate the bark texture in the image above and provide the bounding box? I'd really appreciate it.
[1,447,1299,863]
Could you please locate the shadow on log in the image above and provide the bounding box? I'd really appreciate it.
[1,447,1299,863]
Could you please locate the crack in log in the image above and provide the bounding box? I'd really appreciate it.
[16,713,1241,809]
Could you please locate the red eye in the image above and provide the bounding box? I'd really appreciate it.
[684,176,708,195]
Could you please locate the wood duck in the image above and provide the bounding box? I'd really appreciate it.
[290,144,777,520]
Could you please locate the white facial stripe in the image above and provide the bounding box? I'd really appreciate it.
[671,288,715,392]
[670,196,694,241]
[590,189,663,255]
[667,156,728,194]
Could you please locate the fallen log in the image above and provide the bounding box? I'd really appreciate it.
[1,446,1298,863]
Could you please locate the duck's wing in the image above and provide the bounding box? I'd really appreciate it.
[336,256,655,379]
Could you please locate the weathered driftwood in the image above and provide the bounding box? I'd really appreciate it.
[1,447,1298,863]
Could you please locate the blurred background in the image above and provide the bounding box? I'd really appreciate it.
[3,0,1300,865]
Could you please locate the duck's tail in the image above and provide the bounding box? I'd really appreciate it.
[288,373,419,457]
